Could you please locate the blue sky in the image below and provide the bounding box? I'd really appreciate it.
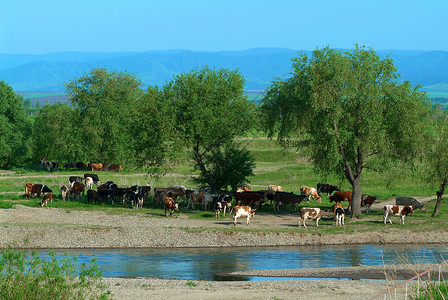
[1,0,447,54]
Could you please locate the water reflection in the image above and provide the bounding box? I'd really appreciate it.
[34,244,448,281]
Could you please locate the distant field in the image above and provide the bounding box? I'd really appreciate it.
[17,91,69,106]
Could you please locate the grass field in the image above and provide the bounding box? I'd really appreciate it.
[0,136,446,235]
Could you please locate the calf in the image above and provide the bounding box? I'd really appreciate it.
[87,189,100,204]
[83,173,100,185]
[298,207,331,227]
[130,185,145,209]
[98,189,115,205]
[273,192,308,212]
[383,205,414,225]
[164,197,179,216]
[70,182,85,199]
[41,192,53,207]
[335,206,345,226]
[25,183,33,198]
[85,177,94,190]
[299,186,322,203]
[317,183,340,197]
[41,185,52,194]
[215,199,232,218]
[396,196,426,212]
[361,195,380,214]
[60,185,69,202]
[231,206,256,226]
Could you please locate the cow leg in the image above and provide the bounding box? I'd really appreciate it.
[316,217,320,227]
[233,216,237,225]
[246,215,250,225]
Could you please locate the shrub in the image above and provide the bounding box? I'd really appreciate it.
[0,247,108,299]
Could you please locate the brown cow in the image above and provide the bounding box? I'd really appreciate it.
[25,183,33,198]
[30,184,43,198]
[361,195,380,214]
[109,164,122,172]
[164,197,179,216]
[268,185,284,192]
[329,191,353,209]
[70,182,85,199]
[187,191,206,209]
[89,163,103,171]
[87,189,100,204]
[300,186,322,203]
[41,192,53,207]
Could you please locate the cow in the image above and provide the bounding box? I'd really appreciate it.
[300,186,322,203]
[41,192,53,206]
[317,183,340,197]
[298,207,331,227]
[30,184,43,198]
[98,189,115,205]
[89,163,103,171]
[154,187,186,206]
[187,191,207,209]
[236,184,251,192]
[202,194,218,210]
[114,187,132,205]
[25,183,33,198]
[130,185,146,208]
[361,195,380,214]
[215,199,232,218]
[383,205,414,225]
[329,191,353,210]
[257,189,276,203]
[84,173,100,184]
[234,191,268,209]
[85,177,94,190]
[41,185,52,194]
[335,206,345,226]
[70,182,85,199]
[87,189,100,204]
[273,192,308,212]
[69,176,84,188]
[40,159,58,171]
[396,196,426,212]
[109,164,122,172]
[75,162,88,170]
[268,185,284,192]
[60,185,69,202]
[231,206,256,226]
[164,197,179,216]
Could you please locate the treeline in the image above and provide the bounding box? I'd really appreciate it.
[1,66,259,192]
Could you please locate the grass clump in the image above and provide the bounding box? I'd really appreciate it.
[413,280,448,299]
[0,246,108,300]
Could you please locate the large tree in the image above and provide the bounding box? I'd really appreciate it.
[166,66,256,192]
[0,81,31,167]
[32,104,82,164]
[261,46,429,217]
[65,68,142,165]
[424,107,448,217]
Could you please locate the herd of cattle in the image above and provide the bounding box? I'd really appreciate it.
[39,159,122,173]
[23,175,427,226]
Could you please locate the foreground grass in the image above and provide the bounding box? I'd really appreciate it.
[0,247,108,300]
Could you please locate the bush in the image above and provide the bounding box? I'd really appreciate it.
[0,247,108,299]
[413,280,448,299]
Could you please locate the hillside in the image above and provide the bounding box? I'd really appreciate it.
[1,48,447,96]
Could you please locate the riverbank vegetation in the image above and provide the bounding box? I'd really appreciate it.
[0,247,107,299]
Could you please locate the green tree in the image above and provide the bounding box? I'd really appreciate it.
[261,46,429,217]
[32,104,82,164]
[65,67,142,165]
[0,81,31,167]
[424,108,448,217]
[166,66,256,192]
[128,86,177,173]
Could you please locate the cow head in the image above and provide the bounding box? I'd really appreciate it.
[250,209,256,218]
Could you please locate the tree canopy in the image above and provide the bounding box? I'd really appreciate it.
[0,81,31,167]
[166,66,256,191]
[261,46,430,217]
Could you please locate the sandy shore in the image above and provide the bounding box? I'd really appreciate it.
[0,204,445,299]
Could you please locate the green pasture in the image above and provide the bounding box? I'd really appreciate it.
[0,136,445,233]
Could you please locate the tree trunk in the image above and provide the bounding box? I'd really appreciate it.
[351,176,362,218]
[193,149,219,193]
[432,184,445,217]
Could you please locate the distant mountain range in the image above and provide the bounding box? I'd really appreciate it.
[1,48,447,97]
